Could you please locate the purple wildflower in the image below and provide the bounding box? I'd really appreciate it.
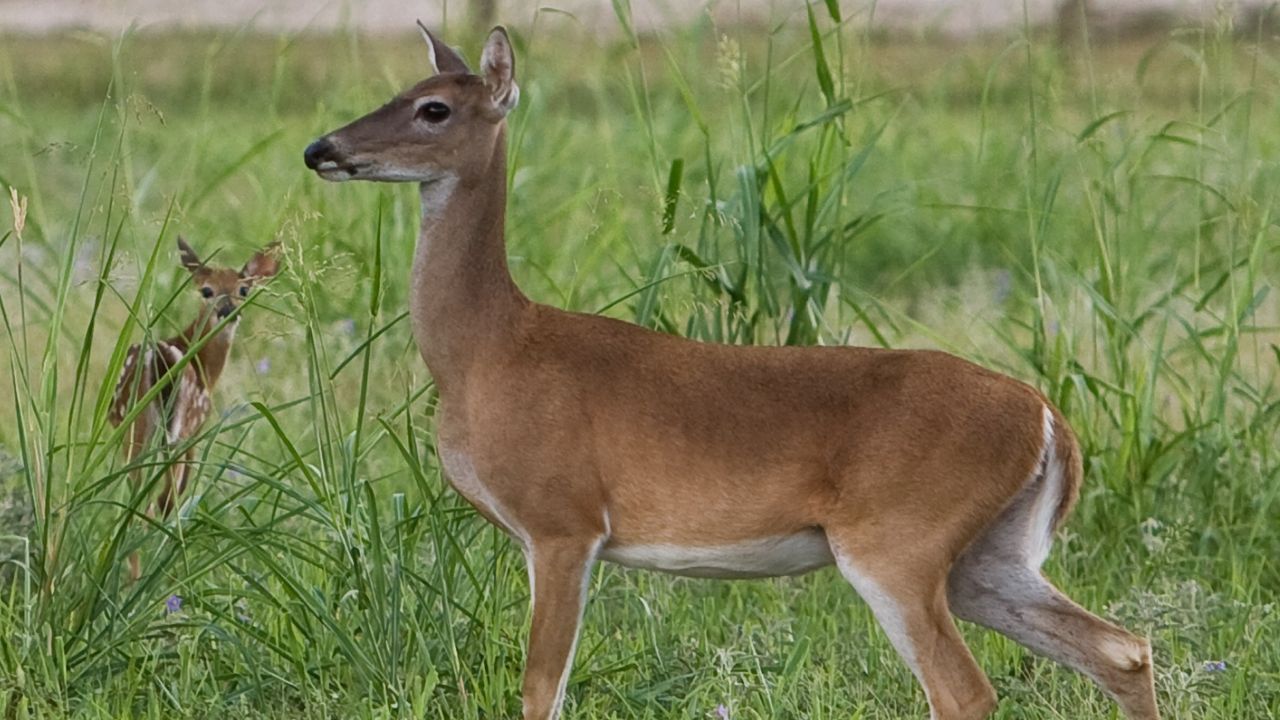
[715,705,729,719]
[165,594,183,614]
[339,318,357,336]
[1203,660,1228,673]
[256,357,271,374]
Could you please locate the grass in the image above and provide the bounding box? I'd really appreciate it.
[0,3,1277,718]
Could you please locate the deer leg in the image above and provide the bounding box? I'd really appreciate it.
[829,534,997,720]
[131,458,166,579]
[949,556,1158,719]
[153,469,176,518]
[122,432,147,582]
[127,466,144,580]
[127,549,142,582]
[945,458,1159,720]
[521,536,602,720]
[154,448,192,519]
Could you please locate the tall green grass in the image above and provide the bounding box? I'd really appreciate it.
[0,4,1277,718]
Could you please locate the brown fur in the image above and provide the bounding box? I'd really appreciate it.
[304,26,1158,720]
[110,238,279,578]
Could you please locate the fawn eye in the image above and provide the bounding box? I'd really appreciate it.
[200,287,214,298]
[239,286,249,297]
[417,101,451,123]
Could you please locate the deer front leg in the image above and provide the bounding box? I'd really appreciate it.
[122,431,147,582]
[522,537,602,720]
[154,447,193,518]
[128,544,142,582]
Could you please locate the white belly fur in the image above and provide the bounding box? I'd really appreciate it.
[600,530,835,579]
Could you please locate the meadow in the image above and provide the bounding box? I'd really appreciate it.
[0,4,1277,718]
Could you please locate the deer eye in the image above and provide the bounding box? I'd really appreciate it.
[239,286,249,297]
[201,287,214,298]
[417,101,451,123]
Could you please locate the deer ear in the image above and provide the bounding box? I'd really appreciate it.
[177,236,203,273]
[241,242,282,282]
[481,26,519,115]
[417,21,470,75]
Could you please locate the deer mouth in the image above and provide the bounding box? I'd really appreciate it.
[304,137,363,181]
[314,160,361,181]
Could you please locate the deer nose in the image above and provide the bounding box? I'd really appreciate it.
[304,138,336,170]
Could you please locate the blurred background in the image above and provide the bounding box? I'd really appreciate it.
[1,0,1277,36]
[0,2,1277,719]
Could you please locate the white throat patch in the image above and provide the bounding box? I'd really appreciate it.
[420,174,459,219]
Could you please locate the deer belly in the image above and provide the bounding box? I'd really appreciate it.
[599,530,834,579]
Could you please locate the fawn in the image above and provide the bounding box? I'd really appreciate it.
[303,26,1159,720]
[110,237,279,579]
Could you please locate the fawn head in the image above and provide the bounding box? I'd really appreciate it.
[177,237,281,321]
[303,24,518,184]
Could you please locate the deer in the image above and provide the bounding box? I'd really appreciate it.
[302,25,1160,720]
[110,237,280,579]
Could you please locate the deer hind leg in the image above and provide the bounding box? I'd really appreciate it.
[829,533,997,720]
[521,536,603,720]
[946,465,1159,719]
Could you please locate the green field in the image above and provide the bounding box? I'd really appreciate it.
[0,5,1277,719]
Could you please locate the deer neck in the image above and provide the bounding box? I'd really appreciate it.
[410,125,526,395]
[179,309,238,389]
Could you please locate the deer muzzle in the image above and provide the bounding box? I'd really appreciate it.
[303,138,335,169]
[303,137,359,180]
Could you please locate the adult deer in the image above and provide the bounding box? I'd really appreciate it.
[303,25,1159,720]
[110,238,280,578]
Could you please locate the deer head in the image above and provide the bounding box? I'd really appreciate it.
[303,24,518,184]
[177,237,281,322]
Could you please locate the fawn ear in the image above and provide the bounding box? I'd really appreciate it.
[177,236,203,273]
[241,242,282,282]
[481,26,519,115]
[417,21,470,75]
